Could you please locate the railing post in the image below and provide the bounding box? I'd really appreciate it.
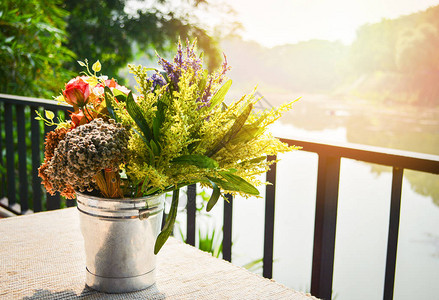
[30,108,43,212]
[16,105,29,213]
[186,184,197,246]
[223,194,233,262]
[5,103,16,207]
[263,155,277,278]
[383,167,404,300]
[311,154,341,299]
[0,103,4,198]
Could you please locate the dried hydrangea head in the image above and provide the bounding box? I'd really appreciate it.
[38,127,75,198]
[43,118,129,198]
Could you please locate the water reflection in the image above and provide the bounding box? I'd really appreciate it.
[265,93,439,205]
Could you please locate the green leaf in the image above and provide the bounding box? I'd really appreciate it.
[219,171,259,195]
[153,99,166,141]
[206,181,221,212]
[208,79,232,111]
[150,139,160,156]
[229,124,261,145]
[104,86,118,122]
[240,156,267,165]
[126,91,153,141]
[45,110,54,120]
[206,102,253,157]
[242,258,263,272]
[154,189,179,254]
[113,89,127,102]
[172,154,219,169]
[207,176,240,192]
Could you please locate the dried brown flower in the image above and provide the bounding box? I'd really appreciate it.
[38,127,76,198]
[42,118,129,198]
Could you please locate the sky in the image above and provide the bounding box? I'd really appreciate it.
[211,0,439,47]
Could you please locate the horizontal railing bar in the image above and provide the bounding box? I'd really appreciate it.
[0,198,21,215]
[0,93,71,112]
[281,138,439,175]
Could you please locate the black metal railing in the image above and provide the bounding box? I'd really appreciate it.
[0,93,72,213]
[181,131,439,300]
[1,93,439,300]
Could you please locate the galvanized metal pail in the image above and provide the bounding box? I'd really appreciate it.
[76,192,164,293]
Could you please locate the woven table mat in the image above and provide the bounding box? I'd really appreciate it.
[0,208,317,300]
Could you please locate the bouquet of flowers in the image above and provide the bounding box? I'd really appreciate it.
[38,40,298,252]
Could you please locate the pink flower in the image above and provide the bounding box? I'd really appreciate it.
[63,77,90,108]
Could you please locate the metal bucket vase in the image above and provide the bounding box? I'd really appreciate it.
[76,192,165,293]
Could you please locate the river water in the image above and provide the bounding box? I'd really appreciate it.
[176,93,439,300]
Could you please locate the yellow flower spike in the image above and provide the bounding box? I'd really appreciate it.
[92,60,102,73]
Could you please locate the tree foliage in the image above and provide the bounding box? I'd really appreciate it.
[396,23,439,73]
[0,0,223,97]
[0,0,75,97]
[349,5,439,75]
[61,0,222,79]
[345,5,439,105]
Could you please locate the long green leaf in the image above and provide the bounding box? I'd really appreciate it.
[150,139,160,156]
[242,258,264,272]
[104,86,118,122]
[208,79,232,111]
[206,181,221,212]
[154,189,179,254]
[172,154,219,169]
[219,171,259,195]
[132,128,154,166]
[126,91,153,141]
[240,156,267,165]
[206,102,253,157]
[207,176,240,192]
[153,99,166,141]
[229,124,261,145]
[113,88,127,102]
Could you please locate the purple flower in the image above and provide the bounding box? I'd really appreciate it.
[157,39,203,90]
[197,54,231,108]
[156,40,231,110]
[149,73,167,90]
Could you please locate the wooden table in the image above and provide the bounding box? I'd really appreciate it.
[0,208,318,299]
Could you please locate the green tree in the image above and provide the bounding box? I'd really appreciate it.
[349,19,399,74]
[0,0,74,98]
[61,0,222,79]
[396,23,439,72]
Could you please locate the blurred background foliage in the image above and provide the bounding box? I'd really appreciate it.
[0,0,74,98]
[0,0,225,98]
[1,1,438,105]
